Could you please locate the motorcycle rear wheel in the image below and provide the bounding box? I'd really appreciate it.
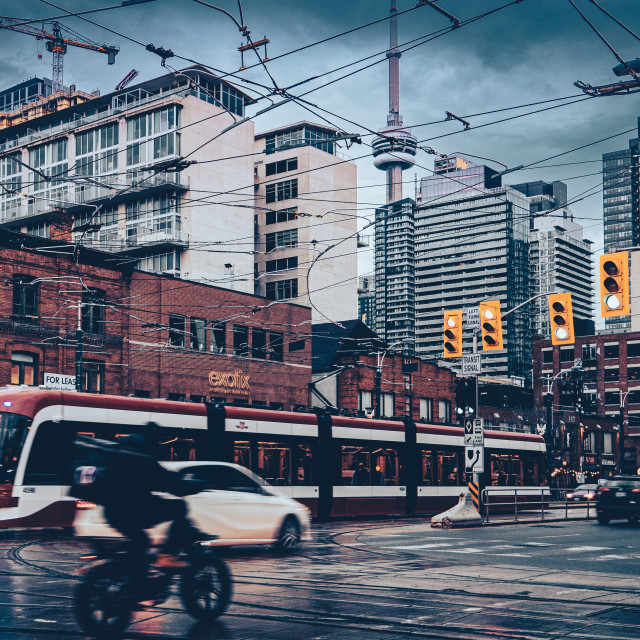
[74,562,133,638]
[180,553,231,621]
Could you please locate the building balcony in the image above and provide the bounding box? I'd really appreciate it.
[357,233,370,248]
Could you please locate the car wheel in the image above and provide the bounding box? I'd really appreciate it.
[275,516,301,552]
[597,513,610,525]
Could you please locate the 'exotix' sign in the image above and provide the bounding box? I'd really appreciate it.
[208,370,250,395]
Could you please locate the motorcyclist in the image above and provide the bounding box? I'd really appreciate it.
[102,426,205,572]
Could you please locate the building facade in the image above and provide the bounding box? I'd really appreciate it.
[0,229,312,409]
[373,198,415,352]
[0,72,359,322]
[602,118,640,330]
[513,180,595,340]
[253,122,358,321]
[533,331,640,477]
[414,157,531,380]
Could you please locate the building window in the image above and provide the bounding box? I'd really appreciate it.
[167,392,186,402]
[210,322,225,353]
[604,343,619,359]
[628,342,640,358]
[265,256,298,273]
[265,228,298,252]
[189,318,206,350]
[252,328,267,359]
[83,361,105,394]
[419,398,433,421]
[134,390,150,398]
[379,393,395,418]
[265,208,297,225]
[190,395,205,403]
[270,332,283,361]
[82,289,105,335]
[11,352,37,386]
[265,157,297,176]
[582,344,597,361]
[358,390,373,413]
[628,366,640,381]
[169,314,186,347]
[542,349,553,364]
[289,339,306,352]
[604,391,619,405]
[438,400,451,423]
[603,432,613,454]
[559,348,575,363]
[233,326,249,356]
[265,278,298,301]
[12,275,38,324]
[604,368,619,382]
[265,179,298,203]
[583,431,595,454]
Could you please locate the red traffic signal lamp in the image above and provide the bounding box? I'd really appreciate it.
[443,309,463,358]
[600,251,630,317]
[548,292,574,345]
[479,300,503,351]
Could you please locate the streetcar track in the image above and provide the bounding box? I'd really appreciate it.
[5,534,640,640]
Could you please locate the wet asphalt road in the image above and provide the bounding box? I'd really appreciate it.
[2,517,640,639]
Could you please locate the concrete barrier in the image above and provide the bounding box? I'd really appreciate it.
[431,491,482,528]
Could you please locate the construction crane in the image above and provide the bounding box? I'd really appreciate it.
[0,17,119,93]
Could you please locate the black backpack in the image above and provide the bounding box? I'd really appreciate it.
[69,435,132,505]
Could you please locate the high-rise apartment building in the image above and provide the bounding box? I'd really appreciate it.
[253,122,357,320]
[512,181,594,339]
[357,276,376,328]
[602,118,640,330]
[414,157,531,380]
[373,198,415,351]
[0,70,358,320]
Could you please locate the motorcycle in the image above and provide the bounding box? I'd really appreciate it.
[74,534,231,638]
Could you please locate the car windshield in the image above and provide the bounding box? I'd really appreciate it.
[604,479,640,488]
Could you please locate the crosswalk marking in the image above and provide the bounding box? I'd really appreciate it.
[565,546,613,552]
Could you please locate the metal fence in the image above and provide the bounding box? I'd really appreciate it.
[481,487,596,523]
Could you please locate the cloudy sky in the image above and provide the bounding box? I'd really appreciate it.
[3,0,640,278]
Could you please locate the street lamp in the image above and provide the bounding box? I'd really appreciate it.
[373,340,407,419]
[618,387,640,474]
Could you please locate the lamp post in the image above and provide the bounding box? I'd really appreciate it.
[618,387,640,474]
[374,340,406,419]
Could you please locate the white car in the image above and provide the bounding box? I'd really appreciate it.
[73,461,311,550]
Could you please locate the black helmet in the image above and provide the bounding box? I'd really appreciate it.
[119,433,153,455]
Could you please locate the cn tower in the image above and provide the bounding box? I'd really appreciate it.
[372,1,417,203]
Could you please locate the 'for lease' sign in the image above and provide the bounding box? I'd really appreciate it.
[43,373,76,391]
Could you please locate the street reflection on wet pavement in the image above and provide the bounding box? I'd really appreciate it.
[2,519,640,639]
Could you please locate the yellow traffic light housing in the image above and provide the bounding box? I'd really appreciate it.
[548,292,575,345]
[600,251,630,317]
[443,309,463,358]
[479,300,503,351]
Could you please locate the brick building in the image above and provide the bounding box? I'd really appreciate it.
[311,320,456,423]
[0,230,311,408]
[533,332,632,480]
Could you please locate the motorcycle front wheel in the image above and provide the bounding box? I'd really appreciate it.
[180,553,231,621]
[74,562,133,638]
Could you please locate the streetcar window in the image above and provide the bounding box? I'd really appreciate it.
[420,450,434,485]
[339,446,399,486]
[24,421,74,485]
[490,453,525,486]
[234,441,251,470]
[257,441,291,485]
[0,413,30,484]
[235,441,313,486]
[436,451,461,486]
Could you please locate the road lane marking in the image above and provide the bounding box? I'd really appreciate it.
[565,546,613,552]
[386,543,455,549]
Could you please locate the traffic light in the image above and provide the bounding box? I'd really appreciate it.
[455,377,477,424]
[443,309,463,358]
[479,300,503,351]
[600,251,630,317]
[548,292,574,346]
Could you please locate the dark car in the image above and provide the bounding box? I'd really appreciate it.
[595,475,640,524]
[566,484,599,501]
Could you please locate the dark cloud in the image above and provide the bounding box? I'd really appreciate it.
[4,0,640,265]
